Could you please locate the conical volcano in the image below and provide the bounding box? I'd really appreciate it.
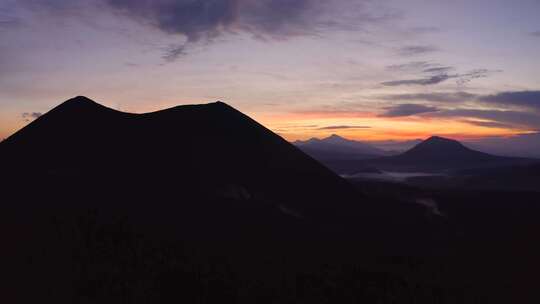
[369,136,521,172]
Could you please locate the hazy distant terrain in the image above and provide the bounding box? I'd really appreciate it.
[294,134,388,158]
[295,134,540,192]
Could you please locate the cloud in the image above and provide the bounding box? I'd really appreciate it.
[383,90,538,111]
[462,120,516,129]
[0,5,22,29]
[17,0,387,60]
[428,108,540,129]
[465,132,540,158]
[105,0,389,44]
[317,125,371,130]
[0,16,20,29]
[21,112,42,122]
[106,0,241,43]
[409,26,441,34]
[381,69,491,87]
[381,92,477,103]
[385,61,433,72]
[478,91,540,111]
[385,61,454,74]
[530,31,540,37]
[397,45,438,56]
[103,0,387,44]
[379,104,439,117]
[162,44,187,62]
[423,66,453,73]
[455,69,492,85]
[381,74,451,86]
[407,90,540,129]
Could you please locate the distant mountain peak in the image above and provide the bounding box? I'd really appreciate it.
[370,135,521,172]
[395,135,496,164]
[417,136,466,150]
[324,134,348,144]
[424,136,459,144]
[293,134,386,159]
[328,134,343,139]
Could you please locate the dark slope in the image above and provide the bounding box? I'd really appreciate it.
[367,136,531,172]
[2,97,354,207]
[3,97,539,302]
[1,96,439,241]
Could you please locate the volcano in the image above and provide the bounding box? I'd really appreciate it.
[1,96,370,221]
[369,136,528,172]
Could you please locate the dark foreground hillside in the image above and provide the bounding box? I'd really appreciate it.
[1,97,539,303]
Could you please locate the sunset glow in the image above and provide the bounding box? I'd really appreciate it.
[1,0,540,149]
[257,114,533,141]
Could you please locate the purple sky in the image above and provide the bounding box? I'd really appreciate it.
[1,0,540,156]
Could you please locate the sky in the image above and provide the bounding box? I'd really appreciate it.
[1,0,540,155]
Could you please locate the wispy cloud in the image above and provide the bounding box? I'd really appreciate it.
[379,104,439,117]
[381,74,451,86]
[530,31,540,37]
[385,61,454,75]
[0,16,20,29]
[409,26,441,34]
[428,108,540,129]
[466,132,540,158]
[162,44,187,62]
[478,91,540,111]
[381,92,477,103]
[378,90,540,129]
[381,69,492,87]
[382,90,539,110]
[21,112,42,122]
[317,125,371,130]
[462,120,516,129]
[423,66,453,73]
[385,61,434,72]
[397,45,438,56]
[455,69,492,85]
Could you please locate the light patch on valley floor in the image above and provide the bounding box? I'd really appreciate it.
[279,205,304,219]
[415,198,444,217]
[342,171,447,182]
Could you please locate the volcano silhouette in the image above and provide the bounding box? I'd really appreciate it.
[399,136,497,162]
[1,96,442,246]
[369,136,526,172]
[0,97,454,303]
[2,96,362,216]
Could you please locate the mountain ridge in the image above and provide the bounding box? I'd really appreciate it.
[294,134,385,155]
[0,96,369,221]
[400,136,494,160]
[293,134,386,160]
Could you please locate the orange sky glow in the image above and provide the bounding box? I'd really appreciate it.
[1,103,534,144]
[252,111,534,142]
